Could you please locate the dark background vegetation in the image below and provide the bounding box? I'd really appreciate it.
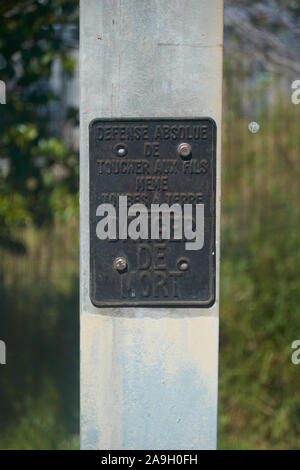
[0,0,299,449]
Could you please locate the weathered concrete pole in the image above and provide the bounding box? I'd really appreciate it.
[80,0,223,450]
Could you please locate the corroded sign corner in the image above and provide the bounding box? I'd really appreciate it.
[89,118,216,307]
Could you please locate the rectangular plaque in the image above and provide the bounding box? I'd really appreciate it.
[89,118,216,307]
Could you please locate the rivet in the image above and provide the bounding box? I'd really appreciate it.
[113,256,128,273]
[177,258,189,272]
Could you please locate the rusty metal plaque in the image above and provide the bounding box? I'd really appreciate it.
[89,118,216,307]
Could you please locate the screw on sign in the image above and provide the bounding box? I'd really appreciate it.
[177,142,192,159]
[0,80,6,104]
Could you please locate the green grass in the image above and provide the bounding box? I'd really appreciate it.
[218,103,300,449]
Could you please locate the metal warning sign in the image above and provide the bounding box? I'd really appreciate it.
[89,118,216,307]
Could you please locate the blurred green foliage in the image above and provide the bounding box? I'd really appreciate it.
[0,0,79,251]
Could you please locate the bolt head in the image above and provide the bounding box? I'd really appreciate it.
[117,147,126,157]
[177,258,189,272]
[113,256,128,273]
[177,142,192,159]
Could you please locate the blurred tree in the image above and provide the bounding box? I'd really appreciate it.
[225,0,300,75]
[0,0,79,251]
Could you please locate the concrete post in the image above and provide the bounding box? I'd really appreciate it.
[80,0,223,450]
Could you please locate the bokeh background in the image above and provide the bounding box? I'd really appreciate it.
[0,0,299,450]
